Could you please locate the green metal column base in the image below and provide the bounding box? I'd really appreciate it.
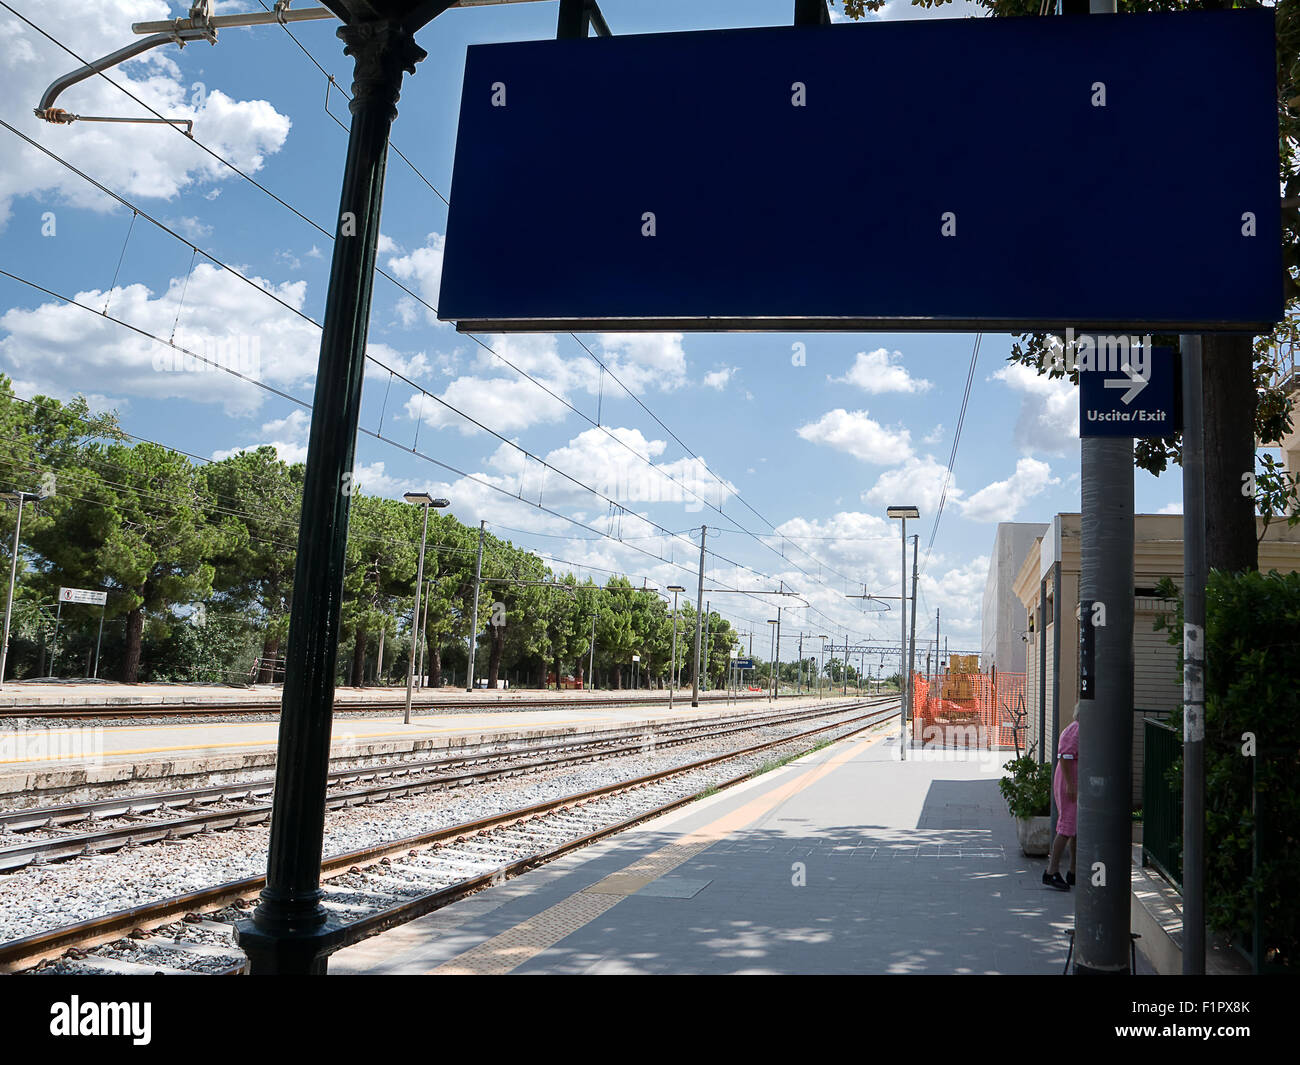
[235,911,351,975]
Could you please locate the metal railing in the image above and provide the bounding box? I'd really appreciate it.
[1142,717,1182,889]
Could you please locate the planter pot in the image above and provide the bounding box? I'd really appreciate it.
[1017,815,1052,857]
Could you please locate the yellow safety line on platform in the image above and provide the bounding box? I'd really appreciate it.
[428,727,887,975]
[0,719,597,764]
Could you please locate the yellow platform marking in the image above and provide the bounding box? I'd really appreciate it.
[429,727,886,975]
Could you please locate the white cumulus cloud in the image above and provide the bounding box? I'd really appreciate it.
[836,348,933,394]
[959,458,1060,523]
[0,1,291,227]
[797,408,913,465]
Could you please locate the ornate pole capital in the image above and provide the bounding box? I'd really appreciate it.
[339,20,427,120]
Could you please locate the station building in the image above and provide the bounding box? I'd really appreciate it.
[1008,513,1300,799]
[981,522,1047,675]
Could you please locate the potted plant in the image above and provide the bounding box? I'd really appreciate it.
[998,755,1052,856]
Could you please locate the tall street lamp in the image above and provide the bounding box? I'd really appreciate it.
[887,505,920,756]
[0,489,42,690]
[667,585,685,710]
[403,492,449,724]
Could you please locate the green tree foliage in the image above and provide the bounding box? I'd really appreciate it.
[342,494,418,686]
[0,380,756,690]
[1156,570,1300,969]
[416,515,484,687]
[200,447,302,680]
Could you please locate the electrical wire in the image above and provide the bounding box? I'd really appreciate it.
[0,4,920,643]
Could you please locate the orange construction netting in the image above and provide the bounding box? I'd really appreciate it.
[909,671,1027,751]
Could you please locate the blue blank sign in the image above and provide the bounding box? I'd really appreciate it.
[438,11,1281,333]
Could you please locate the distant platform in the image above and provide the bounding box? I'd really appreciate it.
[0,680,746,710]
[0,691,830,805]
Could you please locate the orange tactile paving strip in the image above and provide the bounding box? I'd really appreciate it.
[429,727,887,975]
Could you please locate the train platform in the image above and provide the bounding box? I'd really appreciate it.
[0,692,820,806]
[332,727,1104,975]
[0,680,732,709]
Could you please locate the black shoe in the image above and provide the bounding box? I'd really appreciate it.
[1042,871,1069,891]
[1066,871,1076,886]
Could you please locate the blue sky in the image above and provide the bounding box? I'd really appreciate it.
[0,0,1194,663]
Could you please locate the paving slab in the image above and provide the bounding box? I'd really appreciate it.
[333,730,1124,975]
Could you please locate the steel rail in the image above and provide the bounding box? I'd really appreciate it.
[1,698,885,833]
[1,701,898,972]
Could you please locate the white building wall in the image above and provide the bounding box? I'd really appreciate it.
[982,522,1048,675]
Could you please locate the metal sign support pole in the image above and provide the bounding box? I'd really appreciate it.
[93,600,106,680]
[1180,333,1207,974]
[773,606,781,701]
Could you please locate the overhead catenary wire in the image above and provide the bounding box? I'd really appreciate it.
[0,266,864,628]
[0,456,775,640]
[0,4,900,644]
[181,1,866,593]
[0,115,818,597]
[921,332,981,575]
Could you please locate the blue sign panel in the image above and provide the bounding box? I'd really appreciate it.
[1079,344,1178,438]
[734,658,755,670]
[439,11,1280,333]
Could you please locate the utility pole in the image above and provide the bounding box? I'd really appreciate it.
[466,519,485,692]
[898,520,907,751]
[588,612,596,691]
[844,634,849,696]
[691,526,706,707]
[907,535,919,746]
[797,632,803,696]
[767,620,776,703]
[935,608,941,678]
[773,606,782,701]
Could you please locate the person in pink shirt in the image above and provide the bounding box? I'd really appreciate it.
[1044,714,1079,891]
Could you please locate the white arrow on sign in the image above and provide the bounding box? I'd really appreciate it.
[1103,363,1150,405]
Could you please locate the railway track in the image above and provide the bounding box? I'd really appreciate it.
[0,690,765,720]
[0,699,876,870]
[2,698,898,974]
